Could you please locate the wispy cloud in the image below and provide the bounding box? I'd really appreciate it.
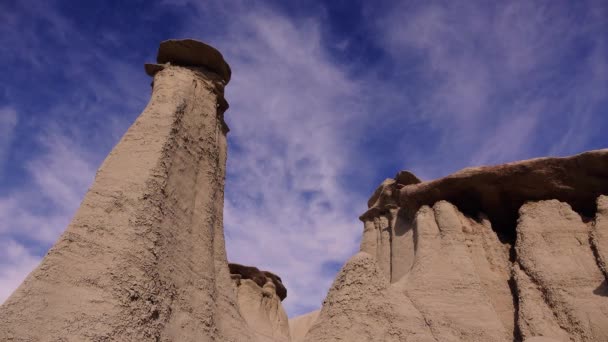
[373,0,608,176]
[173,2,372,315]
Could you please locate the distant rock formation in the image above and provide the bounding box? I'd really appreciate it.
[303,149,608,342]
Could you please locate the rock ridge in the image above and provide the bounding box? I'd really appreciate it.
[309,149,608,342]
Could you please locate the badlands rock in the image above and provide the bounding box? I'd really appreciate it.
[229,263,287,301]
[229,263,290,342]
[309,149,608,342]
[303,252,436,342]
[0,39,255,342]
[515,200,608,341]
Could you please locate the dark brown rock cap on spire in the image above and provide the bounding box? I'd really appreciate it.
[229,263,287,301]
[145,39,232,84]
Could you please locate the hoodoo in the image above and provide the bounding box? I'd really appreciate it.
[0,39,279,341]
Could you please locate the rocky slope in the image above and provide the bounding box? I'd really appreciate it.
[302,149,608,342]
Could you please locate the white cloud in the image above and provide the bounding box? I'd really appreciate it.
[0,131,96,242]
[372,1,608,176]
[0,128,99,302]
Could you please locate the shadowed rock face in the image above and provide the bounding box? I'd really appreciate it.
[229,263,287,301]
[309,149,608,342]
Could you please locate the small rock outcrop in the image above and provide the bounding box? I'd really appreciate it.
[229,263,290,342]
[229,263,287,301]
[306,149,608,342]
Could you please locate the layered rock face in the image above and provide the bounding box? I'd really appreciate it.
[0,39,268,341]
[304,150,608,342]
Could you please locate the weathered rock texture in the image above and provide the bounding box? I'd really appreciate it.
[230,264,290,342]
[0,39,271,341]
[306,149,608,342]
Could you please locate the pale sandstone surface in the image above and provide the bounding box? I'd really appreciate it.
[515,200,608,341]
[303,252,436,342]
[0,40,255,341]
[399,202,511,341]
[289,310,319,342]
[523,338,562,342]
[233,279,290,342]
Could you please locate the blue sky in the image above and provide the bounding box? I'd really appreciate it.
[0,0,607,317]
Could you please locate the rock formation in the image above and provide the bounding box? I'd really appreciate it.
[0,39,286,342]
[304,149,608,342]
[229,264,290,342]
[1,38,607,342]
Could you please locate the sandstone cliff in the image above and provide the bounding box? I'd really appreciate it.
[304,149,608,342]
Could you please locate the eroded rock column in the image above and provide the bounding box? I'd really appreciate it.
[0,39,251,342]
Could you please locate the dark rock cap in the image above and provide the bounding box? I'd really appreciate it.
[145,39,232,83]
[229,263,287,301]
[361,148,608,243]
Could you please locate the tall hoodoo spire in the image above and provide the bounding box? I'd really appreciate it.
[0,39,254,341]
